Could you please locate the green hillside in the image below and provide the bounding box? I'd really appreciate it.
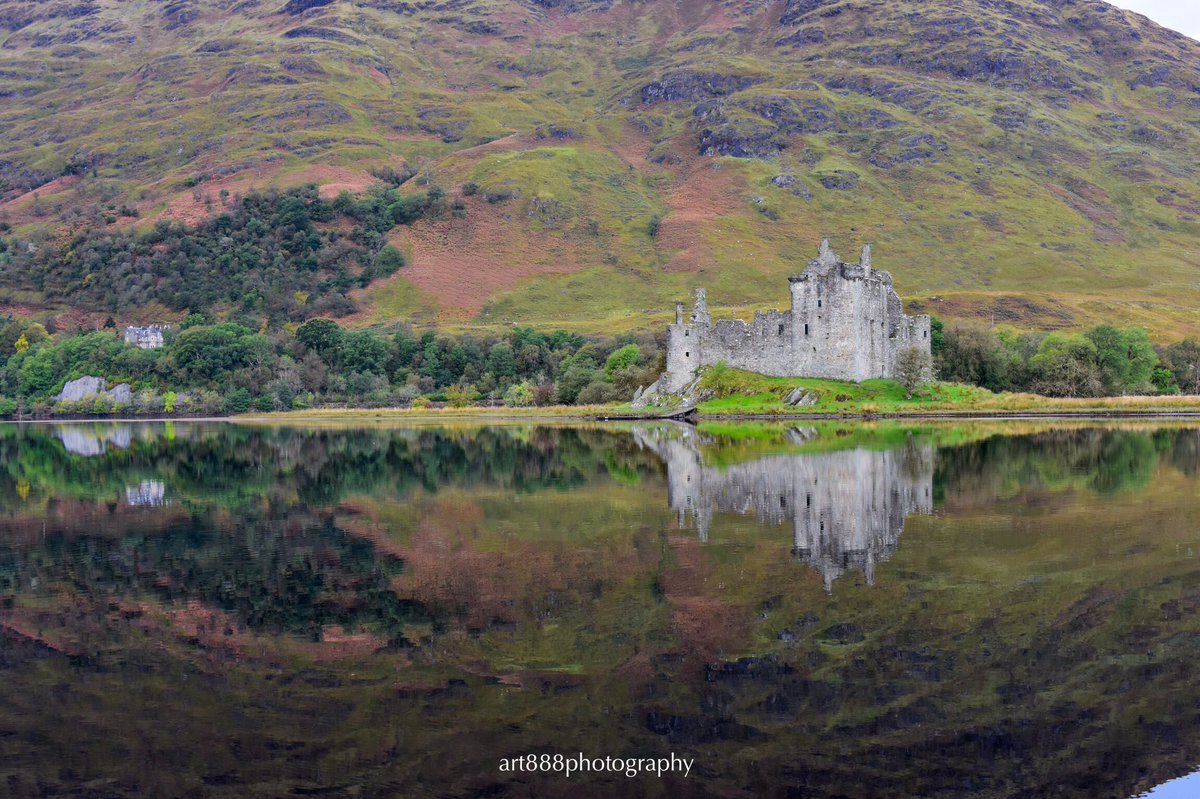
[1,0,1198,335]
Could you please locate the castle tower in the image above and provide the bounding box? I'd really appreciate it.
[691,288,711,326]
[633,240,933,407]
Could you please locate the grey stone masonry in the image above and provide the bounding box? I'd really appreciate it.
[657,240,931,391]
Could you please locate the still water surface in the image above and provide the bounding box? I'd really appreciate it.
[1,420,1199,798]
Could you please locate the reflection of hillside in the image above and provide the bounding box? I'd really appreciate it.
[636,426,934,590]
[3,423,1200,799]
[0,424,667,641]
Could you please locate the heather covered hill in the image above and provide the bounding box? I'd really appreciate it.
[0,0,1198,333]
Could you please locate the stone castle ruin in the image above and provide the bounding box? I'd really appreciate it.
[638,241,931,403]
[635,425,934,591]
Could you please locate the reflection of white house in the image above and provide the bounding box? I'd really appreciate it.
[635,425,934,591]
[125,480,167,507]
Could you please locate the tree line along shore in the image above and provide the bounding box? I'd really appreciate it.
[4,312,1200,420]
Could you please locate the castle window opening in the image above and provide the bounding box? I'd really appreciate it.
[804,324,809,336]
[778,324,785,335]
[817,299,822,308]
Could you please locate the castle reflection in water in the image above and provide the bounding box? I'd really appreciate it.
[636,425,934,590]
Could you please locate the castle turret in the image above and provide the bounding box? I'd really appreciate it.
[691,288,711,326]
[815,239,839,270]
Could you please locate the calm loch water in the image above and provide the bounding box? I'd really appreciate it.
[2,420,1199,798]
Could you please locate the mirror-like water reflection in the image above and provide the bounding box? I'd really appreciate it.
[1,420,1199,798]
[637,425,933,589]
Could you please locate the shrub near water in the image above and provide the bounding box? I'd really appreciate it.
[937,322,1171,397]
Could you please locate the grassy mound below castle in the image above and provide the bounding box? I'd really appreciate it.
[690,365,1200,417]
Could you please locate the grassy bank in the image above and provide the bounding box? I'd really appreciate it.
[229,391,1200,427]
[216,365,1200,423]
[686,366,1200,417]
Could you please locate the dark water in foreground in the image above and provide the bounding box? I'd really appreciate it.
[1,420,1199,798]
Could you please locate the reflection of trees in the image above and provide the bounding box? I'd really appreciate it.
[0,424,665,513]
[1166,428,1200,477]
[3,424,1200,799]
[0,424,666,639]
[935,428,1172,505]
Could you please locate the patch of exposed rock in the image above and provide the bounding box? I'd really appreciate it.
[640,71,764,105]
[693,96,836,158]
[55,376,133,406]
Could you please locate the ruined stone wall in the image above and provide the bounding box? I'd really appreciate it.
[657,242,931,390]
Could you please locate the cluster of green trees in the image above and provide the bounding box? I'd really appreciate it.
[932,320,1199,397]
[5,306,1200,417]
[0,314,663,416]
[0,183,456,323]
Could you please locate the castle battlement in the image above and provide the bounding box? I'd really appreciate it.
[643,241,931,397]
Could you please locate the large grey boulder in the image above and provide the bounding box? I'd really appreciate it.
[783,387,818,407]
[104,384,132,405]
[54,376,133,406]
[56,376,107,404]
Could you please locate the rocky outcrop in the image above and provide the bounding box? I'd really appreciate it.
[56,376,105,404]
[640,71,764,105]
[55,376,133,406]
[280,0,334,15]
[697,116,785,159]
[281,26,365,46]
[779,0,838,27]
[529,0,614,11]
[817,170,859,190]
[774,27,825,48]
[866,134,949,169]
[693,96,836,158]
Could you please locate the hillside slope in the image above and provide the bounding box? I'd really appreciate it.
[1,0,1198,334]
